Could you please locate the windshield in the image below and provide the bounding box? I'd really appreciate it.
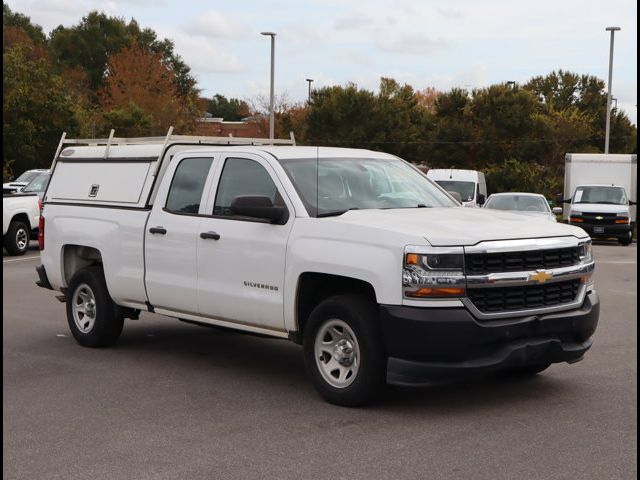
[14,170,42,183]
[278,157,457,217]
[22,173,50,193]
[433,180,475,202]
[573,186,627,205]
[485,195,550,213]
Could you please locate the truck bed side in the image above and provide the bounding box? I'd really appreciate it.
[41,204,151,309]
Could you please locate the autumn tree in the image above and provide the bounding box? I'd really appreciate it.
[2,3,45,45]
[99,45,195,135]
[49,11,196,99]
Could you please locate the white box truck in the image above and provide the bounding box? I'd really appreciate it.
[558,154,637,245]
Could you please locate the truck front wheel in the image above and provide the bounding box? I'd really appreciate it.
[303,294,385,406]
[66,266,124,347]
[618,231,633,246]
[3,220,30,256]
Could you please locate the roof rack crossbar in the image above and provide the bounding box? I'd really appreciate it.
[57,128,296,147]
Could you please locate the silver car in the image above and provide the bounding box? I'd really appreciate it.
[483,192,562,222]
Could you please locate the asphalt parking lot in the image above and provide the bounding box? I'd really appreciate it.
[3,242,637,480]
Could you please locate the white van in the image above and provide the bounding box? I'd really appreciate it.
[426,169,487,207]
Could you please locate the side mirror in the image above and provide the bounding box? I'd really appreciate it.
[630,200,637,206]
[477,193,486,206]
[555,193,571,205]
[552,207,563,215]
[230,195,288,224]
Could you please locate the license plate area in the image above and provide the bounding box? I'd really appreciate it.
[593,227,605,233]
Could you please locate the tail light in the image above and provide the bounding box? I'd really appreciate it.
[38,214,45,250]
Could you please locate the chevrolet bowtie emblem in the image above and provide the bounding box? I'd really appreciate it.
[530,270,553,284]
[595,216,604,220]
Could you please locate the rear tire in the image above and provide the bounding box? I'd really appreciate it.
[66,266,124,347]
[303,294,385,407]
[3,220,29,256]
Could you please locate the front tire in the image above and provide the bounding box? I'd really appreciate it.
[3,220,29,256]
[303,295,385,406]
[618,231,632,246]
[66,266,124,347]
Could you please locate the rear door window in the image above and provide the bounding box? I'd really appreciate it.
[165,157,214,214]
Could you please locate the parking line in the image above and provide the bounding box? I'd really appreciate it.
[3,255,40,264]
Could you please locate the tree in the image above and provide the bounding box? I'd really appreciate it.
[304,83,378,147]
[205,94,250,121]
[2,3,46,45]
[49,11,196,99]
[3,43,79,173]
[99,45,195,134]
[524,70,636,153]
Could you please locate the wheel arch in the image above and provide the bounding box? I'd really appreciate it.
[294,272,377,340]
[62,244,104,286]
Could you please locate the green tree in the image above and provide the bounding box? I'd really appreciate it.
[524,70,636,153]
[3,43,79,173]
[484,158,562,199]
[429,88,475,168]
[206,94,250,121]
[304,83,378,147]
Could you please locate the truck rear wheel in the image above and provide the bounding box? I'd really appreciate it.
[4,220,29,256]
[66,266,124,347]
[303,294,385,406]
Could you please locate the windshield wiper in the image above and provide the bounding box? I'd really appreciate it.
[317,208,360,218]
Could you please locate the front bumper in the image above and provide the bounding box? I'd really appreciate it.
[381,291,599,386]
[570,222,631,239]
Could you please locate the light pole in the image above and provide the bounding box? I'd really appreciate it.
[261,32,276,143]
[306,78,314,104]
[604,26,621,154]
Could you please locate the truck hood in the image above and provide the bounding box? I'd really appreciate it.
[334,207,588,246]
[570,203,630,214]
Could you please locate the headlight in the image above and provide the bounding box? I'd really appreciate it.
[615,212,630,224]
[403,247,465,298]
[579,240,593,262]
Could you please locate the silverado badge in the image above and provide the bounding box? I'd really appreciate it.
[530,270,553,284]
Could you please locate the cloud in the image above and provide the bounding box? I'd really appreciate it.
[375,33,448,55]
[171,35,245,73]
[183,10,248,39]
[333,12,375,31]
[437,7,464,19]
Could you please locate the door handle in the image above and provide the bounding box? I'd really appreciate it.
[149,226,167,235]
[200,231,221,240]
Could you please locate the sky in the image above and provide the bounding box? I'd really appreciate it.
[7,0,638,124]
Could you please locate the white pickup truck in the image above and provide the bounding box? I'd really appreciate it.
[3,193,40,255]
[36,133,599,406]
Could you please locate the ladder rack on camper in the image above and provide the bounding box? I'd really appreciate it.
[50,127,297,170]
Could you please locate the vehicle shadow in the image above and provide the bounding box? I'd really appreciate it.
[112,318,578,411]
